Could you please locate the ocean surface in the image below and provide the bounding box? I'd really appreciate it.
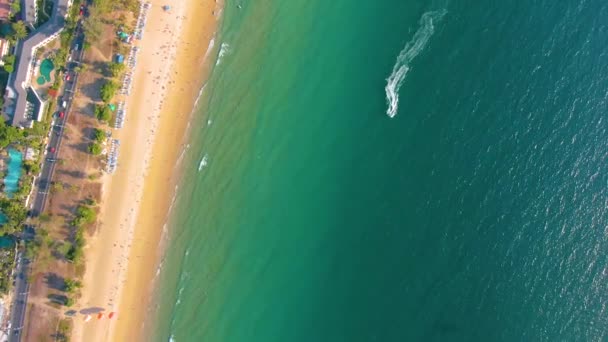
[150,0,608,341]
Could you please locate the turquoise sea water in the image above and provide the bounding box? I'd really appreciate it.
[151,1,608,341]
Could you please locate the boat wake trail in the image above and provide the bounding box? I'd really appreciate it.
[385,9,446,118]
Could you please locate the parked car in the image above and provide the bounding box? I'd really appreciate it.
[50,147,56,153]
[58,111,65,118]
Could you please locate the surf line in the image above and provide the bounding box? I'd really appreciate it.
[385,9,446,118]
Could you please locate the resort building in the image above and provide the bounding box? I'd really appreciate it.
[5,0,71,128]
[0,39,9,65]
[0,0,11,22]
[22,0,37,28]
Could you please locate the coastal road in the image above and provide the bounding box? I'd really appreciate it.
[7,251,30,342]
[7,26,86,341]
[30,28,86,217]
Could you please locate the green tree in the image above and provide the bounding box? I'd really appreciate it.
[65,296,75,307]
[76,205,96,224]
[108,62,125,77]
[0,118,24,147]
[95,104,112,122]
[24,161,40,175]
[0,199,27,233]
[100,80,118,102]
[64,278,82,293]
[10,1,21,14]
[88,142,102,155]
[11,21,27,40]
[51,182,64,193]
[52,48,69,68]
[25,239,41,259]
[3,55,15,73]
[93,128,105,143]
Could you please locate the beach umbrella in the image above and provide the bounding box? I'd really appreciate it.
[84,315,92,322]
[108,312,116,319]
[97,313,104,320]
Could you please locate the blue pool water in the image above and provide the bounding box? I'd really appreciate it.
[4,148,23,197]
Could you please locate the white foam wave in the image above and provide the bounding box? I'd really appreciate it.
[155,258,164,277]
[385,9,446,118]
[167,186,179,214]
[216,43,230,66]
[198,153,209,171]
[204,37,215,61]
[175,144,189,166]
[193,83,207,109]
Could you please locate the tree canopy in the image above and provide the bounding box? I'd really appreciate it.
[100,80,118,102]
[88,142,102,155]
[64,278,82,293]
[108,62,125,78]
[93,128,105,143]
[11,21,27,40]
[2,55,15,73]
[0,198,27,236]
[95,104,112,123]
[0,119,24,148]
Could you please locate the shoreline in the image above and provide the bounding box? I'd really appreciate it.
[72,0,221,340]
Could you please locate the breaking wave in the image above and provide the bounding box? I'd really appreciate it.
[385,9,446,118]
[198,154,209,171]
[216,43,230,66]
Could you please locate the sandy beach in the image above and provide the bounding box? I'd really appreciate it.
[72,0,220,340]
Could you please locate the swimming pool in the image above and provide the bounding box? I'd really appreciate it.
[37,58,54,85]
[3,148,23,197]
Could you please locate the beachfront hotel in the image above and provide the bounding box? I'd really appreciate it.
[3,0,71,128]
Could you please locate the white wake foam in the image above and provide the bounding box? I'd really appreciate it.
[385,9,446,118]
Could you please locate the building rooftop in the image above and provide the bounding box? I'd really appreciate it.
[8,0,71,128]
[22,0,36,28]
[0,0,10,22]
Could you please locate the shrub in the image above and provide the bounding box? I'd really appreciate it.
[64,278,82,293]
[93,128,105,143]
[100,80,118,102]
[76,205,96,224]
[65,296,75,307]
[108,62,125,77]
[88,142,102,155]
[11,21,27,40]
[95,104,112,123]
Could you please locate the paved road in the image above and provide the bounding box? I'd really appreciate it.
[7,25,86,342]
[30,29,86,217]
[7,251,30,341]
